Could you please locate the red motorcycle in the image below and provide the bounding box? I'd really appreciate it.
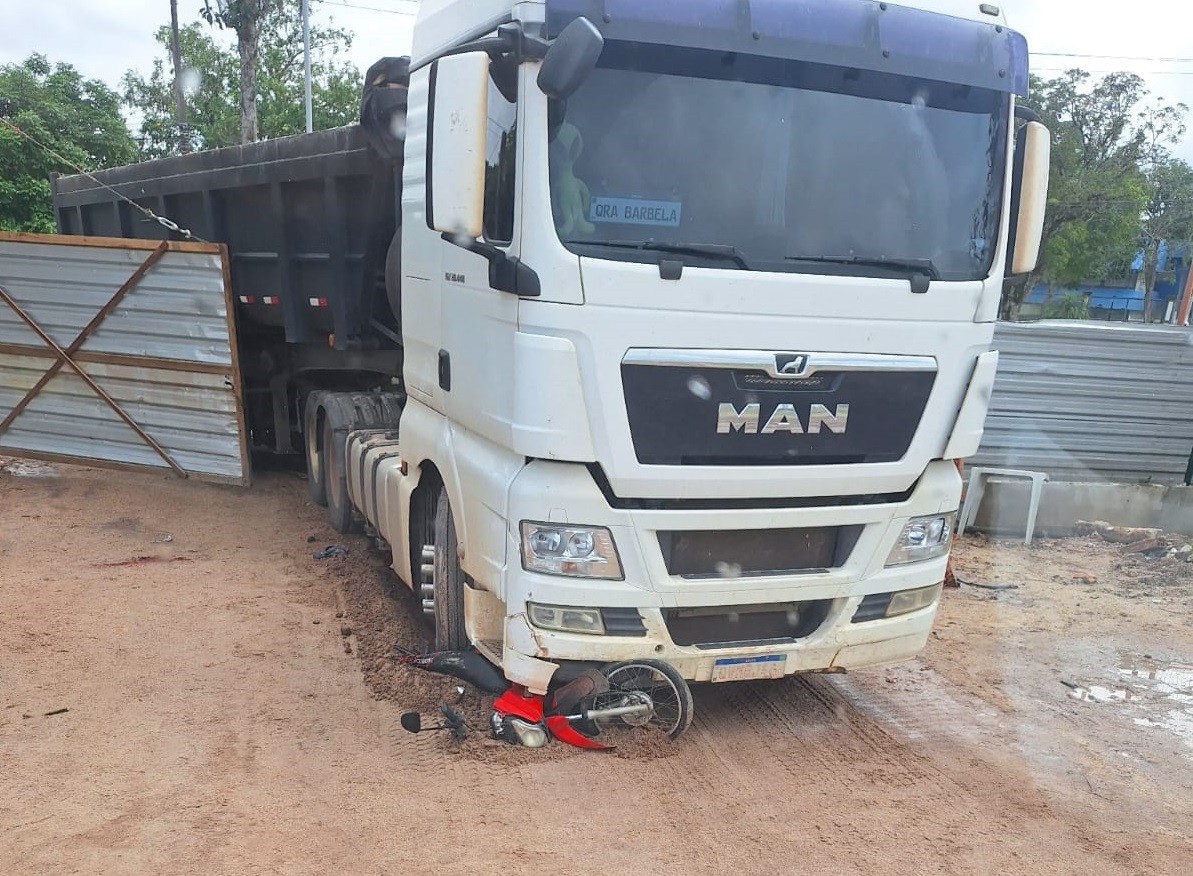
[392,646,693,750]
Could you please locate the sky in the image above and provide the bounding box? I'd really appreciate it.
[1,0,1192,160]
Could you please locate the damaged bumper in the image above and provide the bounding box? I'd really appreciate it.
[498,459,961,688]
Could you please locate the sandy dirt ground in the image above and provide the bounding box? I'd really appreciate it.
[2,458,1191,875]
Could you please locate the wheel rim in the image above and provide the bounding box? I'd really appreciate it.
[602,664,684,736]
[416,486,438,618]
[306,419,323,486]
[323,426,344,508]
[419,543,435,616]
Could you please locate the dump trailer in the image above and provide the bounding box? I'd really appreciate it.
[51,73,410,454]
[53,0,1050,718]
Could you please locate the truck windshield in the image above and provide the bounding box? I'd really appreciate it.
[549,43,1009,282]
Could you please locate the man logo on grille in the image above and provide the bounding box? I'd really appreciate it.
[717,402,850,435]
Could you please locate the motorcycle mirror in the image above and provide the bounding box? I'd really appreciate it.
[400,712,423,734]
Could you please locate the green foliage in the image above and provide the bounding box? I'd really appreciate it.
[1138,157,1193,319]
[200,0,278,31]
[1003,69,1193,320]
[0,55,136,232]
[122,3,362,157]
[1041,291,1090,320]
[1030,71,1151,287]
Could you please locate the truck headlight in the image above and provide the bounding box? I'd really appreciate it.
[885,513,954,566]
[526,603,606,635]
[520,522,623,580]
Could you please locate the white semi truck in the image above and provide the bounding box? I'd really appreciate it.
[57,0,1050,721]
[337,0,1048,698]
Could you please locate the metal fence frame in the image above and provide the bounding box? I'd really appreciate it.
[0,231,249,485]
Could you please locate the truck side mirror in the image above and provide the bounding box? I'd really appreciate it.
[538,17,604,100]
[429,51,490,240]
[1008,119,1051,275]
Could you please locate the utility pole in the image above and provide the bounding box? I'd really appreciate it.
[302,0,313,133]
[169,0,191,152]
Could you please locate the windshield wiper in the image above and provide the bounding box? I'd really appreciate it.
[784,254,939,292]
[568,240,751,270]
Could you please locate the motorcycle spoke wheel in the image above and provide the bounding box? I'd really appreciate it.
[601,661,694,740]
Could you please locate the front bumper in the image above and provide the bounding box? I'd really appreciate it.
[499,459,960,686]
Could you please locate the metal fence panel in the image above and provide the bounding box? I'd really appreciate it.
[973,321,1193,485]
[0,232,249,485]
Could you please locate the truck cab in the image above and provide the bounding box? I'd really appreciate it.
[338,0,1049,692]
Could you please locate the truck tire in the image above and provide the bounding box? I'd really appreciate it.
[312,391,402,534]
[323,415,357,534]
[384,229,402,334]
[433,487,468,651]
[304,392,328,507]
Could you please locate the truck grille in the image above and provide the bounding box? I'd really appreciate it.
[621,353,936,467]
[657,526,861,578]
[663,601,831,648]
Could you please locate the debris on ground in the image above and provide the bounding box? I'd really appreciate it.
[956,579,1019,591]
[1076,520,1162,545]
[95,555,192,568]
[312,545,348,560]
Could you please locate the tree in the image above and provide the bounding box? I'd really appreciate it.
[123,4,361,157]
[1136,101,1193,321]
[0,55,136,232]
[1004,70,1151,319]
[202,0,275,143]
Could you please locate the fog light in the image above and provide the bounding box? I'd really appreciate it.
[886,513,954,566]
[885,583,942,618]
[527,602,606,635]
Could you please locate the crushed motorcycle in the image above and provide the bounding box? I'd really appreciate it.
[391,646,693,750]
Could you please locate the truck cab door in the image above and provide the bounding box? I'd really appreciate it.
[433,57,522,447]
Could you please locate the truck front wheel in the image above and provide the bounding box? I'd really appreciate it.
[432,487,468,651]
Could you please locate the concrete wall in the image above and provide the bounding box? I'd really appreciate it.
[970,478,1193,537]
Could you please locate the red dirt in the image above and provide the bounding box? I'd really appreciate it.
[2,461,1191,874]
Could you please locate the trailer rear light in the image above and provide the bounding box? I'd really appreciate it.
[238,295,255,304]
[520,522,623,579]
[885,514,954,566]
[309,297,328,307]
[262,296,280,305]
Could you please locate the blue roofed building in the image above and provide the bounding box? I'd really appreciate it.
[1022,241,1191,321]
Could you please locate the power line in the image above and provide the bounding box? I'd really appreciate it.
[321,0,418,14]
[1033,67,1193,76]
[1032,51,1193,63]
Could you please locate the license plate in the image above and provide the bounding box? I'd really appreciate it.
[711,654,787,682]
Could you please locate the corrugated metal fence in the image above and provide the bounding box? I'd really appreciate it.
[973,321,1193,484]
[0,232,249,484]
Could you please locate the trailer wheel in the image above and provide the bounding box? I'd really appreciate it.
[432,487,468,651]
[304,396,328,507]
[322,413,357,534]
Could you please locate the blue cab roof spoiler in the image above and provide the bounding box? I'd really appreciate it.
[546,0,1029,96]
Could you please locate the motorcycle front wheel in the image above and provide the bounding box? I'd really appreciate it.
[598,660,694,740]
